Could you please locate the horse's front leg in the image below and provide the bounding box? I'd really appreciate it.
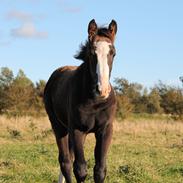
[72,129,87,183]
[94,123,113,183]
[56,134,72,183]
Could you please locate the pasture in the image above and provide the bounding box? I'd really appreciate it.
[0,116,183,183]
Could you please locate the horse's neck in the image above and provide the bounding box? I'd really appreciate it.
[77,63,93,99]
[75,62,116,108]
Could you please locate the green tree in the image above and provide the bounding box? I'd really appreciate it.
[114,78,140,119]
[33,80,46,114]
[35,80,46,97]
[116,94,134,120]
[146,88,163,114]
[114,78,142,101]
[0,67,14,113]
[6,69,35,116]
[114,78,143,114]
[0,67,14,87]
[155,81,183,119]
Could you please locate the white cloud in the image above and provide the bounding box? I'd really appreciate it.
[6,10,33,22]
[11,22,48,39]
[6,10,45,22]
[6,9,48,39]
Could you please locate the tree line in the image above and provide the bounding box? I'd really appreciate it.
[115,78,183,120]
[0,67,182,119]
[0,67,45,116]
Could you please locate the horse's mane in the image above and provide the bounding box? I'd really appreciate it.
[75,27,111,61]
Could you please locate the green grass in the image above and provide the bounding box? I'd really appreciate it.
[0,143,58,183]
[0,116,183,183]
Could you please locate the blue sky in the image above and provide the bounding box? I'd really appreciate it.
[0,0,183,88]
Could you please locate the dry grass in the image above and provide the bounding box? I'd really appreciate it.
[114,118,183,135]
[0,115,53,144]
[1,115,182,134]
[0,115,183,143]
[113,118,183,153]
[0,115,50,131]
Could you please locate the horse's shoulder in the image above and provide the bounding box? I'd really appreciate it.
[45,66,77,93]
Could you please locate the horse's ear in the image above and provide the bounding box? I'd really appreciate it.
[108,20,117,41]
[88,19,98,41]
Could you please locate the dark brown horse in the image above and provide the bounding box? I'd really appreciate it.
[44,19,117,183]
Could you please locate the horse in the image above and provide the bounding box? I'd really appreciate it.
[44,19,117,183]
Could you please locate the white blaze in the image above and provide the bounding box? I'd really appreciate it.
[95,41,111,98]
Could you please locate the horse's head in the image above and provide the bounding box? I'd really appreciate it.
[87,19,117,99]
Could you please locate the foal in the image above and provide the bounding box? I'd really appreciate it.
[44,19,117,183]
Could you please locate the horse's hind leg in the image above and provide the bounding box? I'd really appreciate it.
[46,113,72,183]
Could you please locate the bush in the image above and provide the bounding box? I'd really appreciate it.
[116,94,133,120]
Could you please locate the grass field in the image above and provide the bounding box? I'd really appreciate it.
[0,115,183,183]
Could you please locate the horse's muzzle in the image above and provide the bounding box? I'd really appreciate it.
[96,84,111,99]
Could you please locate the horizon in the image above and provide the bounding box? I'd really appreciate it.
[0,0,183,88]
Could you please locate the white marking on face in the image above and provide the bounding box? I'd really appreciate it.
[94,41,112,98]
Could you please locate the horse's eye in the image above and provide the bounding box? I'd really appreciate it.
[110,48,116,57]
[110,49,114,55]
[109,45,116,56]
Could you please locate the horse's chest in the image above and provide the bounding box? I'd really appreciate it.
[76,108,110,132]
[77,112,95,132]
